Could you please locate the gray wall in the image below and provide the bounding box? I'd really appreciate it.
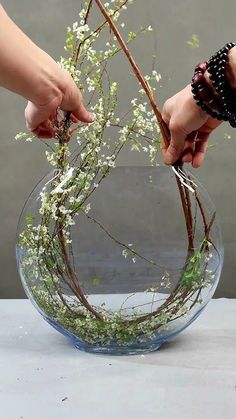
[1,0,236,298]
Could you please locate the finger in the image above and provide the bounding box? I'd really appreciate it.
[164,125,188,165]
[32,118,56,138]
[192,133,210,168]
[181,131,197,163]
[160,103,171,158]
[70,114,79,123]
[161,98,172,126]
[60,86,95,124]
[25,102,47,131]
[32,124,56,139]
[182,147,194,163]
[32,128,55,138]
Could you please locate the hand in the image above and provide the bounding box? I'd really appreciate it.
[161,84,222,168]
[25,70,94,138]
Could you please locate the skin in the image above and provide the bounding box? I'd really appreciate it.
[161,46,236,168]
[0,5,94,138]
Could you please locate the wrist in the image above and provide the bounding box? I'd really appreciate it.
[204,46,236,94]
[204,46,236,90]
[0,7,65,108]
[27,51,65,108]
[191,43,236,127]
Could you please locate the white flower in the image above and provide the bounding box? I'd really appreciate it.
[15,132,34,142]
[59,206,68,215]
[131,143,140,152]
[84,203,91,214]
[138,103,146,112]
[122,249,129,258]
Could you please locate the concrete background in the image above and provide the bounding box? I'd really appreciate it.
[1,0,236,298]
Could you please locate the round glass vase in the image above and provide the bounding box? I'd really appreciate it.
[16,166,223,355]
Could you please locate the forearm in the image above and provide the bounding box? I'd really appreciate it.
[0,5,64,105]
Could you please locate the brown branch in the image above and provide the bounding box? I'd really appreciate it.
[85,212,165,268]
[94,0,198,254]
[175,175,194,252]
[58,227,105,320]
[195,192,208,235]
[73,0,130,66]
[72,0,93,64]
[94,0,170,148]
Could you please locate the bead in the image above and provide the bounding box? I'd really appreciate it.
[196,62,207,73]
[198,84,205,90]
[198,90,209,101]
[193,73,204,85]
[208,98,215,105]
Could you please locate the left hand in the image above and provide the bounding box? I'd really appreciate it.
[161,84,222,168]
[25,70,94,139]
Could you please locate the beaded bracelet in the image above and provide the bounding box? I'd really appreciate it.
[191,63,226,121]
[191,42,236,127]
[207,42,236,127]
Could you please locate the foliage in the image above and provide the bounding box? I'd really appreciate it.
[187,33,200,49]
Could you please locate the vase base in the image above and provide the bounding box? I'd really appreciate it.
[73,340,164,355]
[45,313,166,355]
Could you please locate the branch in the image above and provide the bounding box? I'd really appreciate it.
[94,0,170,148]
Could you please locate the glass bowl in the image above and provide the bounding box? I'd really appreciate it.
[16,165,223,355]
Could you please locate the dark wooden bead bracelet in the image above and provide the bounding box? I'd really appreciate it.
[191,62,226,121]
[207,42,236,127]
[191,43,236,127]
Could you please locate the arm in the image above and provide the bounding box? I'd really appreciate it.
[161,46,236,168]
[0,5,94,137]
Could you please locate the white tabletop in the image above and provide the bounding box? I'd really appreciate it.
[0,298,236,419]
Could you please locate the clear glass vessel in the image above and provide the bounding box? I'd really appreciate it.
[16,166,223,355]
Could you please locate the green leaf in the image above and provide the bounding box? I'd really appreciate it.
[25,214,33,224]
[92,277,101,286]
[187,34,200,48]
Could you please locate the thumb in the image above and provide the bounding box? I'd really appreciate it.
[164,127,187,165]
[60,84,95,124]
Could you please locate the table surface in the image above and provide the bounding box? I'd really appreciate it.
[0,298,236,419]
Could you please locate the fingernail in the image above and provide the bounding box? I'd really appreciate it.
[89,112,96,122]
